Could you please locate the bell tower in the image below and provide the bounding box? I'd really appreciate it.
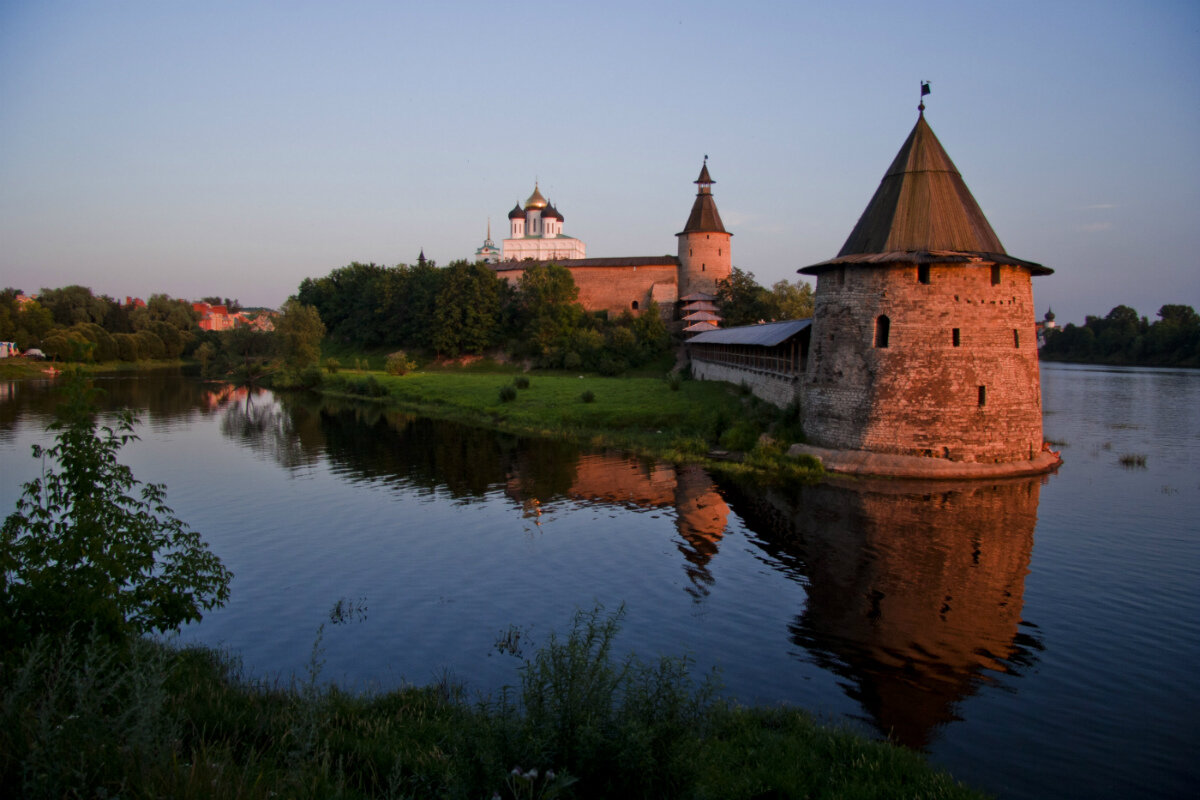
[676,158,732,298]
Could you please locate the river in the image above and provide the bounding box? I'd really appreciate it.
[1,364,1196,799]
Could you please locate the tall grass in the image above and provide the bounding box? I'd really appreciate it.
[1,608,985,799]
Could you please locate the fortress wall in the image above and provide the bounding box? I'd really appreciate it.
[570,264,679,317]
[493,264,679,318]
[803,262,1043,463]
[690,358,801,409]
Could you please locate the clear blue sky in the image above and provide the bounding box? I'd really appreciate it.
[2,1,1197,325]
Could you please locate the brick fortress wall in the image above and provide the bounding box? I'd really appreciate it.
[494,262,680,318]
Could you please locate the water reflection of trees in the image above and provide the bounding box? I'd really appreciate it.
[2,370,226,438]
[723,476,1045,750]
[255,392,583,500]
[217,386,318,471]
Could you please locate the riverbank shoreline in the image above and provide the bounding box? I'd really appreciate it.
[1,615,988,799]
[314,368,826,483]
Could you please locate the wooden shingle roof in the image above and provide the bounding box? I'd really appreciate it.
[801,113,1051,276]
[678,162,728,235]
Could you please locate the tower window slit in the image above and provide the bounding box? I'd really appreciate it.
[991,265,1001,285]
[952,328,960,347]
[978,385,987,407]
[1013,329,1020,348]
[918,265,930,284]
[874,315,890,348]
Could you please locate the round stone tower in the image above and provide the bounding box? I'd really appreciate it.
[676,159,732,298]
[799,110,1053,468]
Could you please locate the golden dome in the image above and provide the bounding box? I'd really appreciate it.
[524,183,548,210]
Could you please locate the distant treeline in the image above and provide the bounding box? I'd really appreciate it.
[1,286,201,362]
[1041,304,1200,367]
[296,259,670,374]
[0,286,319,388]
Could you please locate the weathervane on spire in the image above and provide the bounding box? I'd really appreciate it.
[919,81,931,116]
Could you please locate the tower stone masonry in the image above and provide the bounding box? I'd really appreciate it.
[799,111,1053,466]
[676,159,732,298]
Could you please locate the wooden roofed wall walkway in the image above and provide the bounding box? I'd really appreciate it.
[689,339,806,379]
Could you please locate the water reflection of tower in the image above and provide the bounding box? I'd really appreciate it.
[673,464,730,598]
[505,454,730,596]
[731,477,1043,749]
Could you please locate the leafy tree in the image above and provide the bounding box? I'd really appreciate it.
[72,322,119,362]
[399,261,445,349]
[131,294,198,334]
[432,261,502,357]
[715,267,769,327]
[274,299,326,370]
[0,288,18,341]
[194,341,217,377]
[220,325,274,383]
[113,332,140,362]
[101,297,134,334]
[133,330,166,360]
[516,264,584,359]
[1,374,232,643]
[40,329,93,362]
[13,300,55,349]
[764,278,815,320]
[38,285,109,327]
[632,301,670,358]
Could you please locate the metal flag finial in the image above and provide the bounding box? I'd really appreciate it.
[919,81,931,115]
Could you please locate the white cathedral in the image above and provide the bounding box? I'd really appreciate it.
[474,182,586,263]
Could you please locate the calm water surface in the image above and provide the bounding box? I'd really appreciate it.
[1,365,1197,799]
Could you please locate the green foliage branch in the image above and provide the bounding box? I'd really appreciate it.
[0,374,232,644]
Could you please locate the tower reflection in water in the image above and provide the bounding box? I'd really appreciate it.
[505,453,731,599]
[732,476,1045,749]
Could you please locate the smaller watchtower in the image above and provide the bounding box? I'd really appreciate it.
[676,159,732,298]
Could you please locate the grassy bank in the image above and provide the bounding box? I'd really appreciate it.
[318,367,821,481]
[1,608,986,799]
[0,357,186,380]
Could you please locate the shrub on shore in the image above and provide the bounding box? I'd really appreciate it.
[1,606,986,799]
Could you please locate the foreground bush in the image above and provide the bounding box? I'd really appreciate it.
[0,607,986,799]
[0,374,231,645]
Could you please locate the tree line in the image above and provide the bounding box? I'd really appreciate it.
[296,259,816,373]
[1,286,202,362]
[0,286,325,385]
[297,259,671,374]
[1041,304,1200,367]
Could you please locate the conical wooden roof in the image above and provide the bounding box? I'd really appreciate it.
[801,113,1050,276]
[678,161,728,235]
[839,114,1003,255]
